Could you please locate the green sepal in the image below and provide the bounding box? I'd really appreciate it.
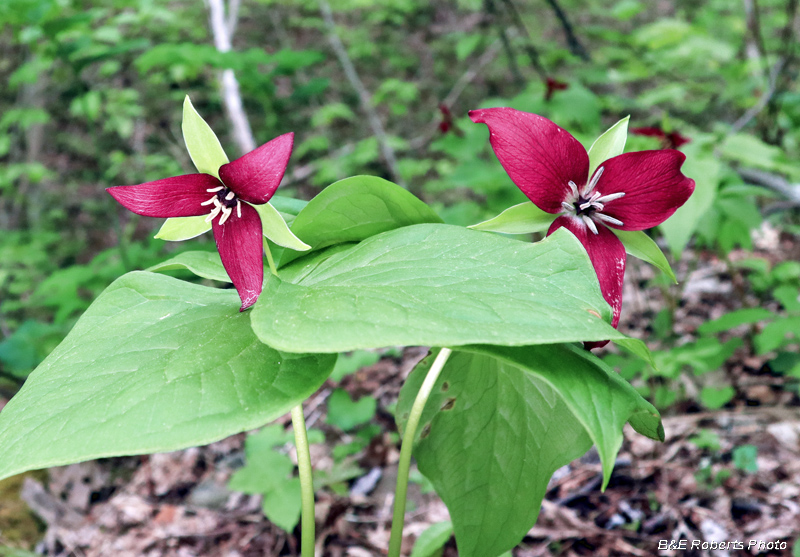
[612,229,677,283]
[154,215,211,241]
[587,116,629,176]
[182,95,229,179]
[255,202,311,251]
[467,202,556,235]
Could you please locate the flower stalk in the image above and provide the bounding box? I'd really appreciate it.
[388,347,453,557]
[291,405,315,557]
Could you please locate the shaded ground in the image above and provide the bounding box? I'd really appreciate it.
[1,231,800,556]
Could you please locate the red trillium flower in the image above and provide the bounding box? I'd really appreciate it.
[469,108,694,347]
[631,126,691,149]
[107,133,294,311]
[544,77,569,101]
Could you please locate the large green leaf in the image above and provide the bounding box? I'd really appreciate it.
[252,224,645,353]
[279,175,442,266]
[587,116,629,176]
[0,272,335,482]
[396,345,662,557]
[468,202,555,235]
[182,95,228,179]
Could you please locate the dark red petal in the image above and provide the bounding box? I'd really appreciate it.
[106,174,222,217]
[594,150,695,231]
[212,202,264,311]
[218,132,294,205]
[469,108,589,213]
[548,215,626,348]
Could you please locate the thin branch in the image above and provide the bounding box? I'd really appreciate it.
[318,0,406,188]
[498,0,547,81]
[729,57,785,134]
[736,167,800,204]
[408,37,504,150]
[543,0,590,61]
[206,0,256,155]
[226,0,240,38]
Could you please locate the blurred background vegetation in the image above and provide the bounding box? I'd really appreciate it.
[1,0,800,494]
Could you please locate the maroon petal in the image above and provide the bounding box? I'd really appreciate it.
[106,174,222,217]
[212,202,264,311]
[218,132,294,205]
[548,215,626,348]
[593,150,695,231]
[469,108,589,213]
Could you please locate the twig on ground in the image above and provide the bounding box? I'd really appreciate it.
[317,0,407,188]
[737,167,800,204]
[205,0,256,155]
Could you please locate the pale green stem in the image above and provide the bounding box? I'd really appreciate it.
[264,238,278,276]
[264,239,314,556]
[387,347,453,557]
[291,405,316,557]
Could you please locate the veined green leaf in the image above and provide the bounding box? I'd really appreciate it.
[252,224,645,353]
[396,345,662,557]
[280,175,442,266]
[0,272,335,482]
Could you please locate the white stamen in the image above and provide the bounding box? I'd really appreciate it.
[205,205,222,222]
[561,201,574,213]
[594,213,624,226]
[236,200,242,218]
[225,191,235,201]
[589,191,602,202]
[582,215,598,235]
[206,186,224,193]
[219,205,232,226]
[582,166,605,197]
[579,201,593,211]
[200,197,216,206]
[594,191,626,204]
[567,180,579,199]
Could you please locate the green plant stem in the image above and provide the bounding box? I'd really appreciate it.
[265,239,314,556]
[291,405,315,557]
[264,238,278,276]
[388,347,453,557]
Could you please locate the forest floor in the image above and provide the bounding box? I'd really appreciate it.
[1,230,800,557]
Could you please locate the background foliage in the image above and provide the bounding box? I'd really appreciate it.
[1,0,799,553]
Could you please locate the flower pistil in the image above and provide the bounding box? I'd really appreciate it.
[559,167,626,235]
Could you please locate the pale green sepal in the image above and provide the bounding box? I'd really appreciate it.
[148,251,230,283]
[611,229,677,283]
[255,202,311,251]
[468,202,556,235]
[182,95,229,179]
[155,215,212,241]
[611,336,656,369]
[587,116,629,176]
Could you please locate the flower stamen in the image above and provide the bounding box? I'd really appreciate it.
[594,213,624,226]
[581,215,598,234]
[595,192,626,204]
[582,166,604,197]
